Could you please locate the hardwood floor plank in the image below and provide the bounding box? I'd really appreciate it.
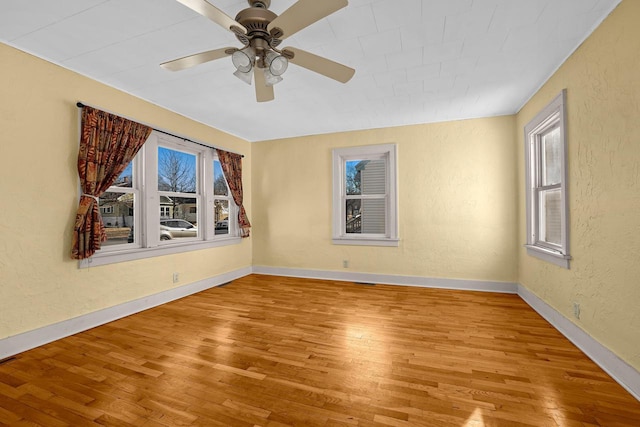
[1,275,639,426]
[0,394,70,427]
[0,404,22,425]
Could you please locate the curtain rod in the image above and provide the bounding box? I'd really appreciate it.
[76,101,244,158]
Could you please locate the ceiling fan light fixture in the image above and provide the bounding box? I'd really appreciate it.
[233,68,253,85]
[263,68,283,86]
[232,46,255,73]
[265,50,288,76]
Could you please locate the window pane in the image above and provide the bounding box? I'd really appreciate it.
[361,198,386,234]
[113,162,133,188]
[360,160,386,195]
[538,189,561,245]
[542,127,561,186]
[345,161,361,195]
[346,159,386,196]
[214,160,229,196]
[214,199,230,235]
[158,147,196,193]
[159,197,198,241]
[346,199,361,233]
[100,192,134,246]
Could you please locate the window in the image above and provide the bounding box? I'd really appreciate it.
[213,159,233,236]
[160,205,171,219]
[99,161,136,246]
[156,145,199,243]
[82,131,240,267]
[332,144,398,246]
[524,89,571,268]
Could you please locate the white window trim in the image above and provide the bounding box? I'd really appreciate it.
[79,131,241,268]
[212,158,236,240]
[332,144,399,247]
[524,89,571,268]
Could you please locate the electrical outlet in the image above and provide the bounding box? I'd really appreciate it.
[573,302,580,319]
[343,260,349,268]
[173,272,179,283]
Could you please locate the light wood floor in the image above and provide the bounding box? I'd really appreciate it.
[1,274,639,426]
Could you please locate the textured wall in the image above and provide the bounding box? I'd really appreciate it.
[0,43,252,339]
[252,116,518,283]
[516,0,640,370]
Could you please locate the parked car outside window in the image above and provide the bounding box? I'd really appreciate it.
[160,219,197,240]
[215,220,229,235]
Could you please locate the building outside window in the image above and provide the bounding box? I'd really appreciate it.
[160,205,171,219]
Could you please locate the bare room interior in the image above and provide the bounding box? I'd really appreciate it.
[1,0,639,425]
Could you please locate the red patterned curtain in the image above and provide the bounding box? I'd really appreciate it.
[217,150,251,238]
[71,106,152,260]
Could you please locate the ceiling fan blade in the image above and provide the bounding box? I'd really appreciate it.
[267,0,348,40]
[254,68,275,102]
[160,47,234,71]
[176,0,246,34]
[284,47,355,83]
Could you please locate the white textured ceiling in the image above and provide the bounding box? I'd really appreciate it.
[1,0,620,142]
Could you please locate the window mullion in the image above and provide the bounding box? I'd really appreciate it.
[534,135,543,188]
[539,183,561,191]
[204,150,214,240]
[228,195,237,236]
[357,194,387,199]
[145,134,160,247]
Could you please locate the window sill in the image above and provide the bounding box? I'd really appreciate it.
[78,237,242,268]
[525,244,571,269]
[332,237,399,247]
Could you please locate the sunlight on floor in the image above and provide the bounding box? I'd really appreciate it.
[540,380,567,427]
[344,321,392,382]
[462,408,484,426]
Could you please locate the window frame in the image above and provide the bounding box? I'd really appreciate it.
[153,139,202,246]
[212,158,236,238]
[79,131,241,268]
[524,89,571,268]
[97,153,142,254]
[332,144,399,247]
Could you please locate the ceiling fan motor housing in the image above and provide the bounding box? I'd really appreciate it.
[235,2,283,53]
[248,0,270,8]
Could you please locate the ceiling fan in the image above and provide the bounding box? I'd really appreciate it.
[160,0,356,102]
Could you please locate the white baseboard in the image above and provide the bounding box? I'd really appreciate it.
[252,266,519,294]
[0,267,252,360]
[3,266,637,403]
[518,284,640,401]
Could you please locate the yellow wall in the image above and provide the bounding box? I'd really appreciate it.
[2,0,638,376]
[252,117,518,283]
[0,43,252,339]
[516,0,640,370]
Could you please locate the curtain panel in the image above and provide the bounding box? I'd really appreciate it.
[217,150,251,238]
[71,106,152,260]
